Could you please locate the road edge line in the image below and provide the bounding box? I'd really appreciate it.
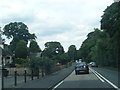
[49,66,74,90]
[91,68,120,90]
[52,81,63,90]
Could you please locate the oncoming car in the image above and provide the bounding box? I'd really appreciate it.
[75,62,89,75]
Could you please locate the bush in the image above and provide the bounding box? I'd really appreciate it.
[14,58,28,66]
[28,57,55,75]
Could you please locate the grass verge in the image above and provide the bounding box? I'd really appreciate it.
[103,66,118,71]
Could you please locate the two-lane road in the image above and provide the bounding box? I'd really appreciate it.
[53,68,119,89]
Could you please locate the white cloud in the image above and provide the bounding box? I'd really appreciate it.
[0,0,113,52]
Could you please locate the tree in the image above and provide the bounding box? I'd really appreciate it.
[0,28,2,45]
[55,53,69,65]
[78,28,104,63]
[101,2,120,37]
[42,41,64,59]
[0,28,2,62]
[29,57,55,76]
[3,22,36,52]
[29,40,41,53]
[15,40,28,59]
[101,1,120,67]
[67,45,77,61]
[78,2,120,68]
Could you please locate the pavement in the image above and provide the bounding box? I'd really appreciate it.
[4,76,32,88]
[3,66,74,89]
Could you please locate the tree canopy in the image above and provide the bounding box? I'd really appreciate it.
[101,2,120,37]
[15,40,28,59]
[101,1,120,67]
[78,2,120,68]
[29,40,41,53]
[67,45,77,61]
[3,22,36,52]
[42,41,64,59]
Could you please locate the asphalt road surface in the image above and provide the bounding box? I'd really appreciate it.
[2,66,119,90]
[52,67,119,90]
[0,77,1,90]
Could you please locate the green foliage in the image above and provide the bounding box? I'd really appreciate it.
[29,57,55,75]
[55,53,69,65]
[3,22,36,52]
[15,58,28,64]
[101,1,120,67]
[29,57,41,69]
[42,57,55,74]
[78,28,117,66]
[29,40,41,53]
[0,29,2,44]
[78,2,120,68]
[78,28,101,63]
[67,45,77,61]
[15,40,28,59]
[42,41,64,58]
[101,2,120,37]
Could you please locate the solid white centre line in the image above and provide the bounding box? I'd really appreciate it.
[90,68,120,90]
[90,68,105,82]
[52,81,63,90]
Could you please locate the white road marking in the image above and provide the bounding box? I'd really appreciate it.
[90,68,120,90]
[90,68,105,82]
[52,81,63,90]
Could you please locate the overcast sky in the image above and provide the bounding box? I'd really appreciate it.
[0,0,113,52]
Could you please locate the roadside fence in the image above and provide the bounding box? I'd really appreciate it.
[2,63,72,88]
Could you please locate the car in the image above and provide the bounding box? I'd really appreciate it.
[75,62,89,75]
[56,62,62,66]
[89,62,98,67]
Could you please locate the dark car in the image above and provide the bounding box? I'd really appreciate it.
[75,62,89,75]
[89,62,98,67]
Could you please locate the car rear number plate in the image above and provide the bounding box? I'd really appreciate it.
[80,71,85,72]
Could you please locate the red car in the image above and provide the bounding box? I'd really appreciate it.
[56,62,62,66]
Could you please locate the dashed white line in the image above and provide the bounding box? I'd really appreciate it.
[90,68,120,90]
[52,81,63,90]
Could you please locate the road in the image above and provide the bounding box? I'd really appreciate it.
[0,69,2,90]
[93,67,119,87]
[1,66,119,90]
[0,77,1,90]
[52,67,119,89]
